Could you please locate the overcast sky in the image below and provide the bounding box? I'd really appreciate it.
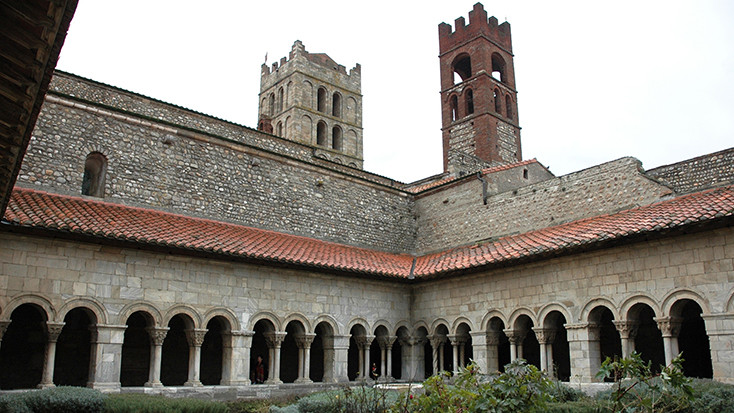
[56,1,734,183]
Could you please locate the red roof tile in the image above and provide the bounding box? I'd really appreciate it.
[3,185,733,279]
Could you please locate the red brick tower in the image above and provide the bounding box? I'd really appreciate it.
[439,3,521,174]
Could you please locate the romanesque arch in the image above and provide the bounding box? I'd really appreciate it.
[55,306,97,386]
[393,325,410,380]
[250,317,277,384]
[120,310,156,387]
[118,301,163,327]
[586,304,621,381]
[540,310,570,381]
[510,312,539,369]
[626,301,664,372]
[669,298,712,378]
[0,302,49,389]
[57,296,108,325]
[432,322,452,373]
[161,313,196,386]
[454,321,473,371]
[311,319,336,382]
[201,315,233,385]
[348,323,368,381]
[485,315,510,373]
[281,319,307,383]
[163,304,202,329]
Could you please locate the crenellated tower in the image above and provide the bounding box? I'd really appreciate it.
[438,3,521,175]
[258,41,364,169]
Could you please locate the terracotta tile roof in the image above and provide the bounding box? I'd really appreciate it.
[413,185,734,277]
[3,188,414,278]
[3,185,733,279]
[405,159,539,193]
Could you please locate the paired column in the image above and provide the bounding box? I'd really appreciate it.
[355,335,375,379]
[448,335,467,373]
[376,336,397,380]
[428,335,446,373]
[184,328,207,386]
[144,327,169,387]
[655,317,683,366]
[504,328,526,362]
[263,332,287,384]
[613,320,639,358]
[533,328,557,377]
[39,321,65,388]
[294,333,316,383]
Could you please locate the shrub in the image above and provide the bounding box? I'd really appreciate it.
[104,393,227,413]
[276,386,398,413]
[686,379,734,413]
[0,386,106,413]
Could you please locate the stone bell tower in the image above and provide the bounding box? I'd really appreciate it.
[438,3,522,175]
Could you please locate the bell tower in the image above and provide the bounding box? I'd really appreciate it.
[438,3,521,175]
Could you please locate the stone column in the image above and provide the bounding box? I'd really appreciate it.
[655,317,683,367]
[377,337,388,379]
[448,335,463,373]
[402,336,424,380]
[533,328,557,377]
[264,332,286,384]
[87,324,127,390]
[144,327,168,387]
[221,330,253,385]
[295,333,315,383]
[355,335,374,379]
[504,329,525,362]
[385,336,396,380]
[439,340,446,371]
[565,323,599,383]
[331,334,350,382]
[702,313,734,384]
[429,335,446,373]
[184,328,207,386]
[39,321,65,388]
[485,332,501,373]
[613,320,638,358]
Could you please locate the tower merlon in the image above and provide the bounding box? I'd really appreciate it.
[438,2,513,54]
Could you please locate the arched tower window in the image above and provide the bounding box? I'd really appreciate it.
[276,121,283,137]
[452,54,471,84]
[268,93,275,115]
[332,126,343,151]
[82,152,107,198]
[505,95,513,120]
[316,121,327,146]
[317,87,327,113]
[491,53,506,83]
[450,95,458,121]
[332,92,342,117]
[466,89,474,115]
[277,87,284,113]
[494,89,502,114]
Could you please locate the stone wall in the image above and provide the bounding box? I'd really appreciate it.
[18,96,415,252]
[414,157,672,253]
[411,226,734,382]
[646,147,734,194]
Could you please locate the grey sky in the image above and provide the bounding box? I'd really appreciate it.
[56,1,734,183]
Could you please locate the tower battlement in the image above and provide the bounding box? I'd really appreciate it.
[438,3,512,53]
[261,40,361,80]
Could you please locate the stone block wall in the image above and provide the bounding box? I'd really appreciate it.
[414,157,672,253]
[646,147,734,194]
[17,97,415,252]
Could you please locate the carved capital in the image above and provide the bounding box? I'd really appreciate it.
[186,328,208,347]
[264,331,287,348]
[355,334,375,349]
[377,335,397,350]
[46,322,66,342]
[295,333,316,348]
[503,328,526,344]
[654,317,683,338]
[428,334,447,348]
[146,327,170,346]
[486,331,502,346]
[532,328,557,345]
[448,334,468,346]
[613,320,639,340]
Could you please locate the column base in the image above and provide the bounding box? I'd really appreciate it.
[87,381,121,392]
[294,378,313,384]
[144,381,164,388]
[37,382,55,389]
[265,379,283,385]
[184,380,203,387]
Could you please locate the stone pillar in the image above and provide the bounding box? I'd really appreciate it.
[702,313,734,384]
[565,323,599,383]
[39,321,65,388]
[264,331,286,384]
[331,334,350,382]
[144,327,168,387]
[385,336,396,380]
[448,335,463,373]
[355,335,374,379]
[533,328,557,377]
[655,317,683,367]
[504,329,525,362]
[295,333,315,383]
[439,341,446,371]
[221,330,253,385]
[428,335,445,373]
[402,336,424,380]
[184,328,207,386]
[613,320,638,358]
[87,324,127,390]
[485,332,501,373]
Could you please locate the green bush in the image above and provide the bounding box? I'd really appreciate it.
[276,386,398,413]
[104,393,227,413]
[686,379,734,413]
[547,381,586,403]
[0,386,106,413]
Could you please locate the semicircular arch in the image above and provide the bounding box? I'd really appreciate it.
[57,296,108,324]
[118,301,163,327]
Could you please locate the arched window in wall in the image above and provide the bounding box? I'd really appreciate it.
[317,87,327,112]
[505,95,513,120]
[332,92,342,117]
[452,53,471,84]
[450,95,458,121]
[466,89,474,115]
[494,89,502,114]
[82,152,107,197]
[268,93,275,116]
[316,121,327,146]
[276,121,283,137]
[491,53,506,83]
[277,87,284,113]
[332,126,343,151]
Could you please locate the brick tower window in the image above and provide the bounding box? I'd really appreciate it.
[332,92,342,117]
[491,53,506,83]
[332,126,343,151]
[452,54,471,84]
[317,87,327,113]
[450,95,458,121]
[316,121,327,146]
[81,152,107,198]
[466,89,474,115]
[494,89,502,114]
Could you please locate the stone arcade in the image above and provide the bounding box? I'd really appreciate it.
[1,3,733,398]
